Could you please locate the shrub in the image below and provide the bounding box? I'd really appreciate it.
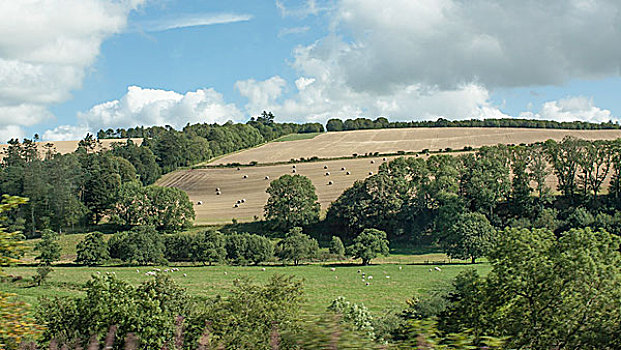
[329,236,345,259]
[76,232,109,266]
[34,229,61,265]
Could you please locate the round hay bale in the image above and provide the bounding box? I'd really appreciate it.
[368,171,374,175]
[215,187,220,191]
[216,191,221,195]
[243,175,248,179]
[292,165,296,168]
[328,181,333,185]
[237,167,241,171]
[234,204,239,208]
[370,160,375,164]
[341,167,346,171]
[236,200,241,204]
[265,176,270,180]
[197,201,203,205]
[346,171,351,175]
[325,172,330,176]
[241,198,246,203]
[292,169,296,173]
[382,157,387,161]
[324,165,328,169]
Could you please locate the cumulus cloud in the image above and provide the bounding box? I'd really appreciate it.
[43,86,243,141]
[0,0,144,141]
[520,96,614,123]
[235,76,287,114]
[330,0,621,93]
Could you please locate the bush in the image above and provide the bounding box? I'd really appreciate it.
[36,274,187,349]
[34,229,61,265]
[76,232,109,265]
[108,226,166,265]
[32,266,53,286]
[329,236,345,258]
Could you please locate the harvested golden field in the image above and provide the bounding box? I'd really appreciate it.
[158,156,402,224]
[0,138,142,157]
[211,127,621,165]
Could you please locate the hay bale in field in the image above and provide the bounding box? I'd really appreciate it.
[328,181,333,185]
[292,169,296,173]
[237,167,241,171]
[368,171,374,175]
[234,203,239,208]
[237,200,241,204]
[383,157,387,161]
[346,171,351,175]
[341,167,346,170]
[325,172,330,176]
[216,191,221,195]
[265,175,270,180]
[324,165,328,169]
[292,165,296,168]
[370,160,375,164]
[215,187,220,191]
[241,198,246,203]
[197,201,203,205]
[243,175,248,179]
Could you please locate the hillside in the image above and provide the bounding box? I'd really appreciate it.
[157,127,621,224]
[210,127,621,165]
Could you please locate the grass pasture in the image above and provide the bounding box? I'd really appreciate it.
[1,257,489,315]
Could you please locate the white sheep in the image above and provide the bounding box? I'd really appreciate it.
[224,271,228,275]
[261,267,266,271]
[385,275,390,279]
[383,157,387,161]
[292,165,296,168]
[435,266,442,272]
[237,200,241,204]
[368,276,373,280]
[330,267,336,271]
[136,269,140,273]
[399,266,402,270]
[183,273,187,277]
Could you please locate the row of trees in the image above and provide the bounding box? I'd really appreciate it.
[73,226,387,266]
[322,137,621,258]
[326,116,621,131]
[0,137,194,236]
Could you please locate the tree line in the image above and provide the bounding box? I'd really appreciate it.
[326,116,621,131]
[0,136,195,236]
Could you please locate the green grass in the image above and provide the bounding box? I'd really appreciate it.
[273,132,322,142]
[2,256,489,315]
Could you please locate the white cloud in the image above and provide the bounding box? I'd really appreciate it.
[329,0,621,92]
[0,125,26,144]
[42,86,244,141]
[138,13,252,32]
[275,0,330,18]
[235,76,287,115]
[0,0,144,141]
[520,96,614,123]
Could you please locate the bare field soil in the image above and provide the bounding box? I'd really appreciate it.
[0,138,143,157]
[211,128,621,165]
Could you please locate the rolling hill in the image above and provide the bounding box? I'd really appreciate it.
[159,127,621,224]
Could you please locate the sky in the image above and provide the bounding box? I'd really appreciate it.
[1,0,621,142]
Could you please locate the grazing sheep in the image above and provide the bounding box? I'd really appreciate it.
[368,276,373,280]
[183,273,187,277]
[197,201,203,205]
[261,267,266,271]
[330,267,336,271]
[368,171,374,175]
[237,200,241,204]
[346,171,351,175]
[429,268,433,272]
[386,275,390,279]
[328,181,333,185]
[399,266,402,270]
[164,269,169,273]
[154,268,161,272]
[265,176,270,180]
[136,269,140,273]
[224,271,228,275]
[435,266,442,272]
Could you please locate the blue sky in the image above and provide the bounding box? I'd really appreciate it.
[1,0,621,141]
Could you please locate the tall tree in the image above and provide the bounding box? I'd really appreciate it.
[438,212,495,264]
[348,228,390,265]
[276,227,319,265]
[265,174,320,231]
[545,137,580,198]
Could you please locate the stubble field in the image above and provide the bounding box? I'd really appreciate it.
[160,127,621,224]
